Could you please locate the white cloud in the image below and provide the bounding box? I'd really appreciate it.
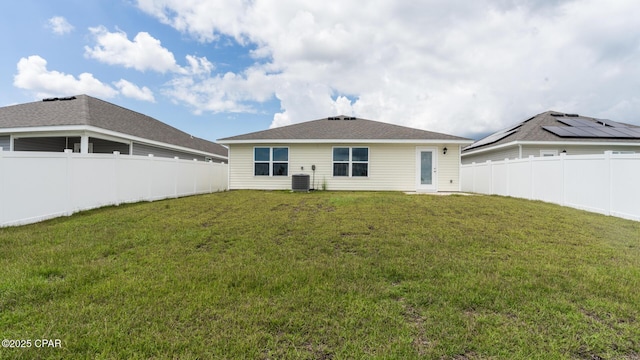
[136,0,640,137]
[13,55,118,99]
[47,16,74,35]
[164,66,274,114]
[85,26,181,73]
[114,79,156,102]
[85,26,215,77]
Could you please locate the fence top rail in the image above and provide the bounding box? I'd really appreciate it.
[463,152,640,167]
[0,151,223,164]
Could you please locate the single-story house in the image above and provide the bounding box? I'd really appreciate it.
[0,95,228,162]
[218,116,473,192]
[462,111,640,164]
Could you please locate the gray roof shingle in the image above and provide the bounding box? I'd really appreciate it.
[464,111,640,152]
[219,116,471,142]
[0,95,227,157]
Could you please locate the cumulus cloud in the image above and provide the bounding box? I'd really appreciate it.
[85,26,181,73]
[13,55,118,99]
[164,66,274,114]
[114,79,156,102]
[47,16,74,35]
[136,0,640,137]
[85,26,215,76]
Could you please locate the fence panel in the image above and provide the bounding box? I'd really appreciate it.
[461,152,640,221]
[1,152,228,227]
[610,155,640,220]
[531,156,564,205]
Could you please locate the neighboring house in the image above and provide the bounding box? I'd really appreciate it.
[462,111,640,164]
[0,95,228,162]
[218,116,472,192]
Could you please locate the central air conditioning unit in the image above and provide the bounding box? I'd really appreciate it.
[291,174,310,192]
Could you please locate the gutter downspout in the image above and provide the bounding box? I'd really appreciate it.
[518,144,523,159]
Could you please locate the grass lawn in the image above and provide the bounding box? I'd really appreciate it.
[1,190,639,359]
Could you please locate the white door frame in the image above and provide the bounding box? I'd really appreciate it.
[416,147,437,192]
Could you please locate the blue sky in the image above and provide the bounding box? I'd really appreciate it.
[2,0,640,142]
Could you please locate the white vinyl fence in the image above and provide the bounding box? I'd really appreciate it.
[461,152,640,221]
[0,150,228,227]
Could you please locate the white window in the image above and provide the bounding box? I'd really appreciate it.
[333,147,369,177]
[540,150,558,157]
[254,147,289,176]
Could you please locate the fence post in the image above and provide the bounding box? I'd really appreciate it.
[147,154,154,201]
[471,162,477,193]
[174,157,180,198]
[193,159,198,194]
[528,155,534,200]
[113,151,120,206]
[65,149,74,216]
[488,160,493,194]
[505,158,510,197]
[605,151,612,216]
[560,153,566,206]
[0,147,4,226]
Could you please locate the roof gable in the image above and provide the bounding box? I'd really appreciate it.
[0,95,227,157]
[463,111,640,152]
[219,116,471,143]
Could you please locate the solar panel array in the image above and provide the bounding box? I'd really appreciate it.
[464,125,520,150]
[543,116,640,139]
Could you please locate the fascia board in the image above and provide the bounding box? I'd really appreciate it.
[219,139,474,145]
[462,140,640,157]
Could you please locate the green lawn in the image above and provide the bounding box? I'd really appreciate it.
[1,190,639,359]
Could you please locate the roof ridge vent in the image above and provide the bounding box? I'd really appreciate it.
[42,96,76,102]
[565,113,579,117]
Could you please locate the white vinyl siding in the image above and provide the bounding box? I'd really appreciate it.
[437,145,462,192]
[228,143,462,191]
[463,144,640,166]
[461,146,520,165]
[522,144,640,157]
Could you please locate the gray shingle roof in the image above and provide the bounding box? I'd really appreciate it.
[0,95,227,157]
[464,111,640,152]
[219,116,471,142]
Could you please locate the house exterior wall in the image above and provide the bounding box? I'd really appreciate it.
[461,146,520,164]
[521,144,640,157]
[462,143,640,164]
[0,135,9,151]
[132,142,217,162]
[228,142,461,192]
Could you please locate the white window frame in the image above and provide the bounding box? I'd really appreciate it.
[332,146,369,177]
[611,151,635,154]
[253,146,289,176]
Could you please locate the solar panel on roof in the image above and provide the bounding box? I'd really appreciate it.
[579,127,616,137]
[556,118,597,127]
[466,129,518,150]
[565,127,596,137]
[597,127,635,137]
[597,119,625,128]
[614,127,640,137]
[542,126,576,137]
[544,125,640,139]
